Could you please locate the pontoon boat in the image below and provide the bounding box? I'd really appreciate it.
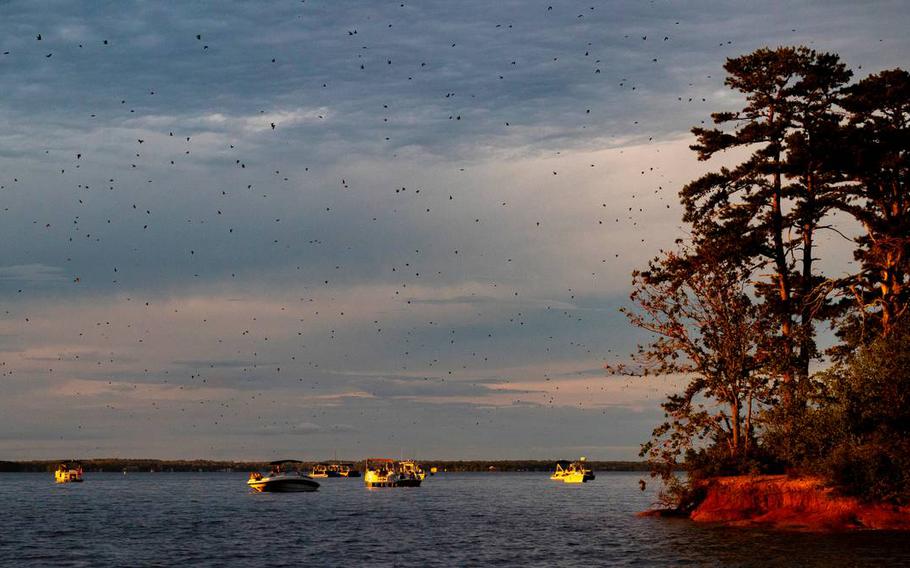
[55,462,83,483]
[363,458,401,488]
[550,457,595,483]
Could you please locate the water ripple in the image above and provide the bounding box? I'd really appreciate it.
[1,472,909,567]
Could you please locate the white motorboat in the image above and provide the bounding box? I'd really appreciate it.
[248,460,320,492]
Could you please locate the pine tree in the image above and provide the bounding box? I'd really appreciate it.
[681,47,850,414]
[837,69,910,338]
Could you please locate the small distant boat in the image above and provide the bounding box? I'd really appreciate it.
[310,462,340,478]
[550,457,595,483]
[397,460,425,485]
[332,461,361,478]
[429,466,438,476]
[248,460,320,493]
[55,462,83,484]
[363,458,401,488]
[311,461,360,478]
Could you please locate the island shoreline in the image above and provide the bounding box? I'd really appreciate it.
[640,475,910,532]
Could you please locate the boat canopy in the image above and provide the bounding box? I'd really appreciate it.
[269,459,304,465]
[366,458,395,462]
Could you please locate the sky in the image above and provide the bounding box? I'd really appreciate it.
[1,0,908,461]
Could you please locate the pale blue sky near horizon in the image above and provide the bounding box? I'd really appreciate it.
[0,0,907,460]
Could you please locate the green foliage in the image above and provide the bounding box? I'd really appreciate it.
[763,322,910,504]
[816,322,910,503]
[685,443,777,480]
[760,378,842,470]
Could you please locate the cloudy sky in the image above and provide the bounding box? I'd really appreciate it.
[0,0,907,460]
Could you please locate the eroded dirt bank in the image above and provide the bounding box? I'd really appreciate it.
[643,475,910,531]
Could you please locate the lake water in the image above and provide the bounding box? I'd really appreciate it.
[2,471,908,566]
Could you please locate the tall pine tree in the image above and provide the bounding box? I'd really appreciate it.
[681,47,850,416]
[837,69,910,338]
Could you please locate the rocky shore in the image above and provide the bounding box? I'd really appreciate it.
[643,475,910,531]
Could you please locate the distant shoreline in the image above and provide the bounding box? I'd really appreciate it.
[0,459,649,473]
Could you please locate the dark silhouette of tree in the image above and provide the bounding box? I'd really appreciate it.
[681,47,851,416]
[618,244,772,495]
[618,46,910,505]
[836,69,910,340]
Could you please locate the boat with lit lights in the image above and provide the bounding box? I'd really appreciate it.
[550,457,595,483]
[54,462,84,483]
[310,462,340,478]
[328,461,360,477]
[397,460,425,486]
[363,458,401,488]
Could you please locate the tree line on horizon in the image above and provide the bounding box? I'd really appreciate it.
[0,459,650,473]
[613,46,909,506]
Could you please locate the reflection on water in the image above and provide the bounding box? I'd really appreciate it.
[2,472,908,566]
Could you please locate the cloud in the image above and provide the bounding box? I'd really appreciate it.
[172,359,276,369]
[0,264,67,282]
[253,421,356,435]
[124,107,332,134]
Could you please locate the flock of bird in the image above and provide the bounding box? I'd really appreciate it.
[0,1,845,456]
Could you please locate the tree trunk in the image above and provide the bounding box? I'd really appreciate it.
[798,175,816,400]
[745,391,753,453]
[730,397,741,456]
[771,156,795,407]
